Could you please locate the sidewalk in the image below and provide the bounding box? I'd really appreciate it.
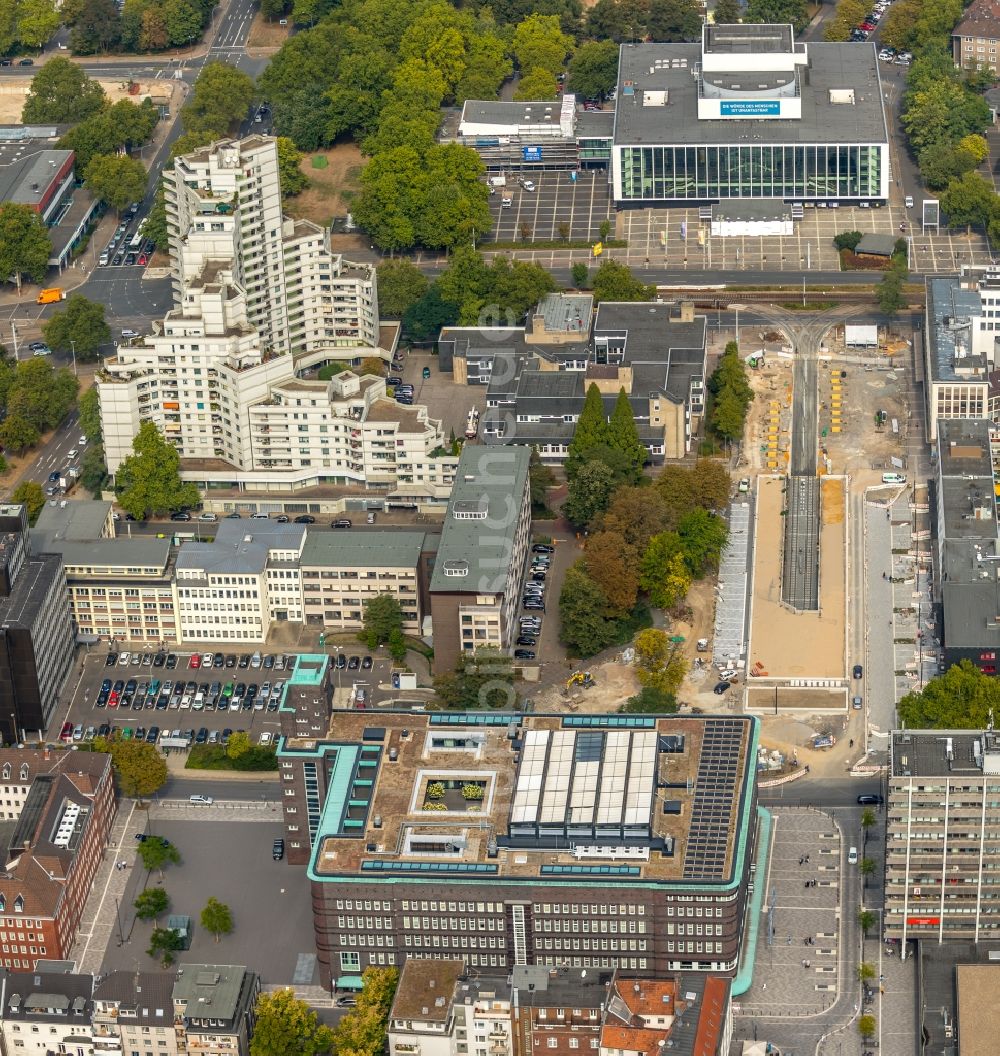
[69,798,140,976]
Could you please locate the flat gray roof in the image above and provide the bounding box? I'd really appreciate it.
[430,446,530,594]
[926,276,989,384]
[614,41,888,146]
[300,530,430,569]
[34,500,111,543]
[175,539,268,576]
[0,148,72,208]
[214,519,306,550]
[460,99,570,132]
[172,965,248,1021]
[703,22,795,54]
[38,537,171,571]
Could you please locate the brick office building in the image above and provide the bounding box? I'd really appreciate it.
[277,711,759,991]
[0,749,114,969]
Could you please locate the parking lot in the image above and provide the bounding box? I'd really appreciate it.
[394,349,487,441]
[57,645,390,751]
[485,170,613,244]
[100,817,317,986]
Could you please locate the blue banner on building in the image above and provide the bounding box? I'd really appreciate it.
[522,146,543,161]
[720,101,781,117]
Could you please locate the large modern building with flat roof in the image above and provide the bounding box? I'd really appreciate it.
[276,710,760,992]
[611,25,889,205]
[886,727,1000,945]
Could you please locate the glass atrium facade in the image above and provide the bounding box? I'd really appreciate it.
[617,143,884,201]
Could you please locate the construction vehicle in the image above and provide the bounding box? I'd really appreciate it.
[566,671,595,689]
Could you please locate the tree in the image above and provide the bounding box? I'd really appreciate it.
[11,481,45,524]
[634,628,686,694]
[250,990,336,1056]
[567,40,619,100]
[712,0,742,21]
[559,561,620,657]
[958,133,989,164]
[861,807,877,850]
[513,14,573,77]
[403,287,460,341]
[744,0,808,32]
[276,136,308,198]
[84,154,149,213]
[824,0,866,40]
[584,530,639,614]
[0,416,40,456]
[79,387,103,443]
[377,260,429,319]
[226,730,252,760]
[941,170,997,230]
[832,230,864,251]
[899,659,1000,728]
[330,967,398,1056]
[678,508,728,575]
[712,388,749,442]
[514,67,559,101]
[134,885,169,921]
[591,260,655,302]
[6,358,78,433]
[622,685,678,713]
[433,649,517,710]
[162,0,203,45]
[600,487,670,552]
[860,857,876,889]
[608,388,646,476]
[200,897,234,942]
[357,357,385,377]
[565,383,610,478]
[97,736,168,803]
[80,443,109,498]
[147,925,184,966]
[22,58,106,123]
[640,534,691,609]
[858,1015,877,1043]
[16,0,60,47]
[181,61,255,137]
[43,295,111,361]
[585,0,648,41]
[70,0,123,52]
[363,593,405,650]
[570,262,589,288]
[59,98,158,171]
[116,421,201,520]
[563,459,617,527]
[919,141,979,191]
[0,203,52,287]
[647,0,702,41]
[877,269,905,316]
[858,908,875,937]
[529,449,555,514]
[857,961,876,983]
[135,835,181,878]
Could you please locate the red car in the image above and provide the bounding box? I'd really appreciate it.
[59,721,73,742]
[189,654,201,669]
[138,253,148,266]
[859,21,875,30]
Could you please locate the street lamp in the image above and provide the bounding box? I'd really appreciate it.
[70,340,77,377]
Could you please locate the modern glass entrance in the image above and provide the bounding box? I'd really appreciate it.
[618,143,883,201]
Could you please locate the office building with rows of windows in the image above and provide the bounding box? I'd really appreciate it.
[885,728,1000,945]
[276,709,760,992]
[611,24,889,205]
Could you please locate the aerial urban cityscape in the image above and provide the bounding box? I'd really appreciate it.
[0,0,996,1052]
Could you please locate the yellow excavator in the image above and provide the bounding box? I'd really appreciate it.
[566,671,595,689]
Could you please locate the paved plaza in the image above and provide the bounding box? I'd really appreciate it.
[738,808,844,1019]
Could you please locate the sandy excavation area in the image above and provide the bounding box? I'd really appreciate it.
[747,475,846,679]
[0,77,175,124]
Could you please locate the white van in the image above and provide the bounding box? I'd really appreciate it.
[189,794,213,805]
[848,846,858,865]
[882,472,907,484]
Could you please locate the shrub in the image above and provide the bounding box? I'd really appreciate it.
[426,782,446,799]
[462,783,485,800]
[423,801,448,811]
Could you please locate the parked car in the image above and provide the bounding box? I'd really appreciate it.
[514,649,536,660]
